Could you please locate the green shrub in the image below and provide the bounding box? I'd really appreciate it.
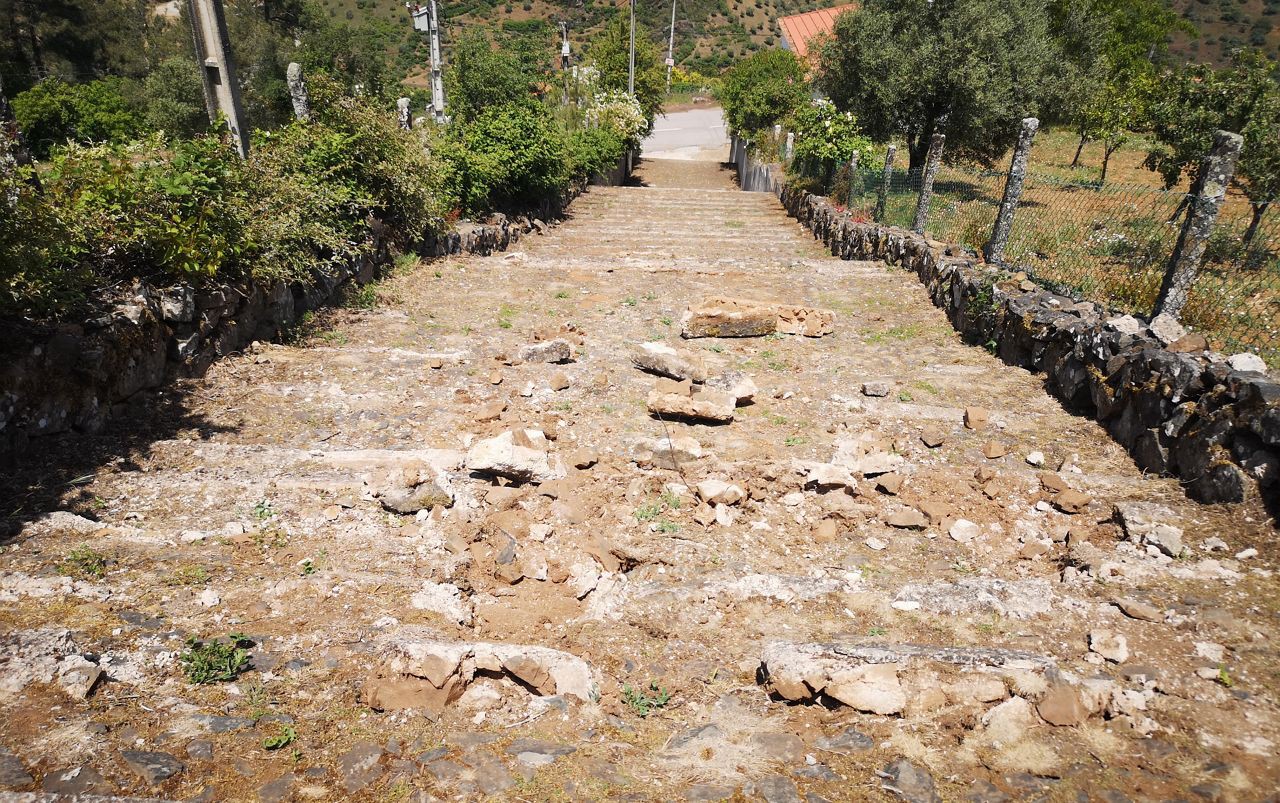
[180,634,252,684]
[720,49,809,138]
[13,77,143,159]
[567,127,626,180]
[439,102,570,213]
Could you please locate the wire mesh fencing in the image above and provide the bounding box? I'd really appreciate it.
[775,141,1280,368]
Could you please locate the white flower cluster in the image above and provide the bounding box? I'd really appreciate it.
[585,90,648,145]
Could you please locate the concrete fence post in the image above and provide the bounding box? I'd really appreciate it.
[911,132,945,235]
[875,145,896,223]
[784,132,794,163]
[985,117,1039,264]
[187,0,249,158]
[846,150,860,209]
[286,62,311,122]
[1153,130,1243,320]
[397,97,412,130]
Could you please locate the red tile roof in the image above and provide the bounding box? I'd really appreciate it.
[778,3,859,61]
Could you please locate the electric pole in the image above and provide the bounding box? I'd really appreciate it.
[407,2,447,124]
[628,0,636,96]
[666,0,676,91]
[188,0,250,158]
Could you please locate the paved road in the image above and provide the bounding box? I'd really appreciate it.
[641,105,729,161]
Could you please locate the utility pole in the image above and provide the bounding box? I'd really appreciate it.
[187,0,249,158]
[628,0,636,96]
[407,2,446,124]
[665,0,677,91]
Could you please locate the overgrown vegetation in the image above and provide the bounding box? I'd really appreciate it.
[622,681,672,717]
[0,2,656,321]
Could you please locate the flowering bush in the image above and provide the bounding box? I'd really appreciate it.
[789,100,874,168]
[585,90,648,148]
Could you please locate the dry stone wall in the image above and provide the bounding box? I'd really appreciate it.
[772,183,1278,506]
[0,211,567,464]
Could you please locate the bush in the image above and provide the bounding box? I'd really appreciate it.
[567,127,626,180]
[143,58,210,140]
[438,102,570,213]
[13,77,143,159]
[720,49,809,138]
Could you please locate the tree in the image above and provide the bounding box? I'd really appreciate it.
[445,29,539,124]
[818,0,1057,170]
[12,76,141,158]
[1236,73,1280,245]
[718,48,808,139]
[586,14,664,134]
[1074,64,1150,185]
[143,57,208,140]
[1143,49,1278,229]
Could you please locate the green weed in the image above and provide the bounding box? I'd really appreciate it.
[165,565,210,586]
[59,545,107,579]
[622,681,672,717]
[262,724,297,751]
[180,634,252,684]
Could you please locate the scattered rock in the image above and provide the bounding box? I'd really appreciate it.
[1168,333,1209,353]
[410,582,473,626]
[1037,681,1088,726]
[805,462,859,492]
[815,727,873,754]
[1114,598,1161,623]
[647,379,736,423]
[518,339,573,363]
[982,441,1007,459]
[631,342,709,382]
[981,696,1036,743]
[648,435,703,469]
[1226,352,1267,373]
[120,750,185,784]
[1148,313,1186,345]
[696,479,745,506]
[548,371,570,391]
[887,509,927,530]
[56,655,102,698]
[862,381,892,398]
[746,774,802,803]
[964,407,989,430]
[258,773,296,803]
[1106,315,1142,335]
[363,628,596,715]
[949,519,979,543]
[1025,451,1045,467]
[879,758,941,803]
[569,449,598,469]
[185,740,213,761]
[920,428,946,448]
[337,741,384,793]
[1053,489,1091,514]
[42,765,113,796]
[876,473,904,495]
[680,297,779,338]
[379,480,454,514]
[1114,502,1183,557]
[776,304,836,337]
[466,429,565,484]
[1089,630,1129,664]
[704,371,758,405]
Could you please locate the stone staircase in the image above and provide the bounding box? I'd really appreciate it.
[0,157,1274,802]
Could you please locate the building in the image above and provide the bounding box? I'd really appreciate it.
[777,3,859,65]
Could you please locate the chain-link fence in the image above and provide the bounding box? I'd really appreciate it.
[771,139,1280,368]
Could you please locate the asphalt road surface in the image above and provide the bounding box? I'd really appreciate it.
[641,105,729,161]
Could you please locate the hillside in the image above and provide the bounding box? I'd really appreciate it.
[1169,0,1279,64]
[317,0,834,73]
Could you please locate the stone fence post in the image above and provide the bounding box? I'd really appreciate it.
[1153,130,1243,320]
[911,132,945,235]
[846,150,860,209]
[985,117,1039,264]
[397,98,412,130]
[286,62,310,122]
[875,145,896,222]
[784,132,794,163]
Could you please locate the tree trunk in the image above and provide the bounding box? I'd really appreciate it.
[907,133,929,173]
[1071,132,1087,168]
[1100,142,1119,187]
[1243,201,1269,247]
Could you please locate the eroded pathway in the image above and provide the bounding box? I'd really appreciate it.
[1,159,1277,802]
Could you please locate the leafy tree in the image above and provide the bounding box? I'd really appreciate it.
[143,58,209,140]
[1074,64,1151,184]
[12,76,141,158]
[719,48,808,138]
[818,0,1057,170]
[445,29,539,124]
[788,99,874,179]
[1143,48,1279,235]
[586,14,664,134]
